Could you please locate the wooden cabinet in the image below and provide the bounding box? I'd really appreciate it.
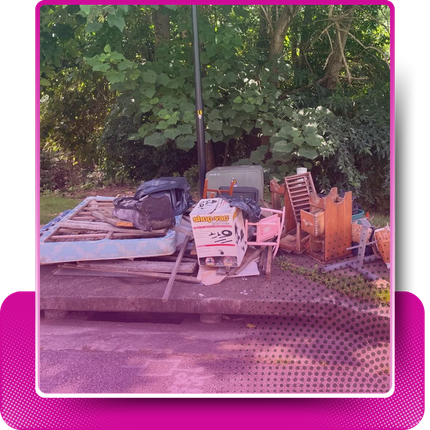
[301,209,325,237]
[300,188,352,263]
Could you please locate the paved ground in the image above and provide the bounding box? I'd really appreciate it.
[39,308,391,395]
[39,252,391,395]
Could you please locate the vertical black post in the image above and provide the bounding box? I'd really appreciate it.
[192,5,207,198]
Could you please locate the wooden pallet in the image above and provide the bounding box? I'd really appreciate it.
[40,197,179,265]
[43,198,167,243]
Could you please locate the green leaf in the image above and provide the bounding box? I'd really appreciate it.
[143,86,156,99]
[233,96,242,103]
[176,135,196,150]
[145,132,166,147]
[223,125,236,136]
[157,73,170,86]
[208,120,223,131]
[215,75,224,85]
[261,123,275,135]
[118,60,134,70]
[105,70,125,84]
[166,112,180,125]
[164,128,181,140]
[150,97,160,105]
[92,63,110,72]
[157,121,169,130]
[242,120,254,133]
[250,146,267,164]
[208,109,220,121]
[118,5,129,13]
[166,78,179,89]
[242,104,255,113]
[106,14,125,32]
[40,78,51,86]
[277,124,294,138]
[298,146,318,160]
[142,70,157,84]
[292,136,305,147]
[179,101,195,113]
[140,104,152,113]
[177,124,193,135]
[80,5,91,16]
[84,55,101,67]
[272,140,295,153]
[109,52,125,62]
[227,72,236,82]
[85,22,103,33]
[104,44,111,54]
[305,134,325,147]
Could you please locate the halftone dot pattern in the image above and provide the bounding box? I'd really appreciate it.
[0,291,424,429]
[0,292,108,429]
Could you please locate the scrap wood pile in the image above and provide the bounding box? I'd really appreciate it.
[41,168,390,297]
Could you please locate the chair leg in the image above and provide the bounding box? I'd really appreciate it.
[266,245,273,281]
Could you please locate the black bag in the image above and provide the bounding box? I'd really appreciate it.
[113,192,175,232]
[134,177,194,216]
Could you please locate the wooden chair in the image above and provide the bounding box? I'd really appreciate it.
[202,179,234,198]
[245,207,285,258]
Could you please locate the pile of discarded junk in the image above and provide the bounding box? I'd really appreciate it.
[40,166,390,299]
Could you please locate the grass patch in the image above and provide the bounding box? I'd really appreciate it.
[370,212,390,228]
[40,195,82,225]
[276,257,390,306]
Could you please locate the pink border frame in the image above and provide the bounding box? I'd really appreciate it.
[0,1,423,427]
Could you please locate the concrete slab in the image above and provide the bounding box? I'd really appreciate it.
[39,312,391,394]
[40,253,390,321]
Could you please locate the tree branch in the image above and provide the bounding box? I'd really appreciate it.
[335,21,352,85]
[260,5,273,38]
[338,28,390,67]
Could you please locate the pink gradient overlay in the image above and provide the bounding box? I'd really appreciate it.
[1,292,422,429]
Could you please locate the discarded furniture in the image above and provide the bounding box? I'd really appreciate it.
[206,165,264,203]
[202,178,234,198]
[244,207,285,280]
[323,218,379,280]
[40,197,180,264]
[245,207,286,259]
[301,187,352,263]
[270,172,316,254]
[374,226,390,269]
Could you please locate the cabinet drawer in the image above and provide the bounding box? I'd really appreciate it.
[301,209,324,236]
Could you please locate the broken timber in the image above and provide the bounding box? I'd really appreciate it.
[40,196,180,264]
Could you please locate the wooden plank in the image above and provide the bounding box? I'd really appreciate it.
[50,233,109,240]
[91,211,134,228]
[60,263,200,283]
[162,235,191,301]
[77,259,197,274]
[58,220,166,236]
[229,248,263,276]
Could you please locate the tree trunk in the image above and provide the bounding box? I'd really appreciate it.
[205,141,216,172]
[323,5,356,90]
[152,7,170,48]
[269,5,301,60]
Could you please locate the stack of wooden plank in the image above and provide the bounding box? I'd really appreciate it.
[44,199,167,243]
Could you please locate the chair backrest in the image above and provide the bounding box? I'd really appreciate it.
[202,179,234,199]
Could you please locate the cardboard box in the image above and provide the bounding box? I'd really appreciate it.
[190,198,247,267]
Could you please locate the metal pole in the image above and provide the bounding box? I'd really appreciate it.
[191,5,207,198]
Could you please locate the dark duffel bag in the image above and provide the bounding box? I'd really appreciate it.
[113,192,175,232]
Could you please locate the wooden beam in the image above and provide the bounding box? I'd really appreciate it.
[162,236,191,302]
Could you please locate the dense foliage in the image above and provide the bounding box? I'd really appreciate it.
[40,4,390,211]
